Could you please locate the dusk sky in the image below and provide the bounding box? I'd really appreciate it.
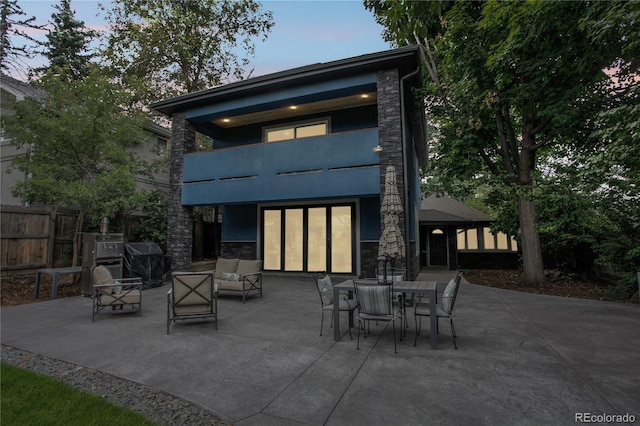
[12,0,392,81]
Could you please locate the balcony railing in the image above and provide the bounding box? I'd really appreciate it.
[182,129,380,205]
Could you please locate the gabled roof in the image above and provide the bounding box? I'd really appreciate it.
[1,73,44,101]
[420,194,492,225]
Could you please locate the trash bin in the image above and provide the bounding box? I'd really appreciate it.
[124,242,170,288]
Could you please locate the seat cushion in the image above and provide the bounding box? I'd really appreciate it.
[318,275,333,305]
[100,290,141,305]
[441,278,457,314]
[174,304,214,316]
[357,285,393,315]
[214,258,239,279]
[172,272,214,305]
[236,260,262,276]
[93,265,115,293]
[217,279,245,291]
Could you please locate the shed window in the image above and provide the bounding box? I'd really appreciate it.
[458,227,518,252]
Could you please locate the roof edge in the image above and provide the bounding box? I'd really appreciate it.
[151,46,420,116]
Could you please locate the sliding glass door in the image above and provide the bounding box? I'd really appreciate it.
[262,204,354,273]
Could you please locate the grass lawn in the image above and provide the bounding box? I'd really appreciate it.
[1,362,157,426]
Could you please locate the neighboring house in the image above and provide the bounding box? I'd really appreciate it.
[419,194,519,270]
[152,46,428,278]
[0,73,171,207]
[1,74,44,206]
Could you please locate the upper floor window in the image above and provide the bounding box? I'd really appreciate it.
[155,137,168,158]
[264,119,329,143]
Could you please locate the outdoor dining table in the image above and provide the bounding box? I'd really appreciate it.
[333,279,440,349]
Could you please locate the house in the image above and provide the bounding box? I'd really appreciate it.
[419,194,520,270]
[0,73,171,207]
[152,46,428,278]
[1,74,45,206]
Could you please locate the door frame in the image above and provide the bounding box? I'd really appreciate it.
[423,225,450,268]
[259,201,357,274]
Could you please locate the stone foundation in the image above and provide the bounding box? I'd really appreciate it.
[220,241,257,260]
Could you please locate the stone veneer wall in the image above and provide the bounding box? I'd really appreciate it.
[376,68,408,273]
[220,242,257,260]
[408,242,418,279]
[167,112,195,271]
[360,242,379,278]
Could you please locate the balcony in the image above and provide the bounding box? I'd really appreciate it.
[182,129,380,205]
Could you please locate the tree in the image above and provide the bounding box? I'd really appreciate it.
[2,66,151,229]
[0,0,41,74]
[36,0,96,80]
[102,0,274,99]
[366,1,638,285]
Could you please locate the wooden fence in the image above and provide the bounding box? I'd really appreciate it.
[1,205,79,275]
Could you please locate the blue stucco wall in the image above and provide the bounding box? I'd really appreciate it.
[360,196,381,240]
[222,204,257,241]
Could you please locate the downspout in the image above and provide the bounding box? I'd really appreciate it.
[400,66,420,277]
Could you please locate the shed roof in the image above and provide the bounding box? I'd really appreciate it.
[420,194,492,225]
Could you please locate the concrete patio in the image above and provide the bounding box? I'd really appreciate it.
[1,271,638,425]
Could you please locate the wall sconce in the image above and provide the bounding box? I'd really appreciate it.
[373,144,383,153]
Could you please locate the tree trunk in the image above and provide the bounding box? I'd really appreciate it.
[517,196,546,286]
[72,211,84,267]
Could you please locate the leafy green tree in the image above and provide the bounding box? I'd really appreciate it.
[129,191,169,252]
[366,0,638,285]
[0,0,41,74]
[2,66,151,229]
[36,0,96,80]
[102,0,274,99]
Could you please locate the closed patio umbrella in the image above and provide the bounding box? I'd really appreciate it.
[379,165,405,258]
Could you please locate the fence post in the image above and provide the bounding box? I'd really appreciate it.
[46,208,56,268]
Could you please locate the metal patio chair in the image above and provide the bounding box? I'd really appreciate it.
[313,272,358,339]
[414,272,462,349]
[91,265,142,322]
[167,271,217,334]
[354,280,398,353]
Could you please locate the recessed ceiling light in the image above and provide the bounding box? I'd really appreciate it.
[361,94,369,99]
[289,105,298,110]
[222,118,230,123]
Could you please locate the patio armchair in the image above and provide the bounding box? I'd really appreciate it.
[167,271,217,334]
[414,272,462,349]
[354,280,398,353]
[91,265,142,322]
[312,272,358,339]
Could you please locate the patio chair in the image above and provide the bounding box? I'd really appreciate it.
[354,280,398,353]
[376,267,409,339]
[167,271,217,334]
[413,272,462,349]
[312,272,358,339]
[91,265,142,322]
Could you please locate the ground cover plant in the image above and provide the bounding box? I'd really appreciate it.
[1,362,157,426]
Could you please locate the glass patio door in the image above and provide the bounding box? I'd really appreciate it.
[262,205,354,273]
